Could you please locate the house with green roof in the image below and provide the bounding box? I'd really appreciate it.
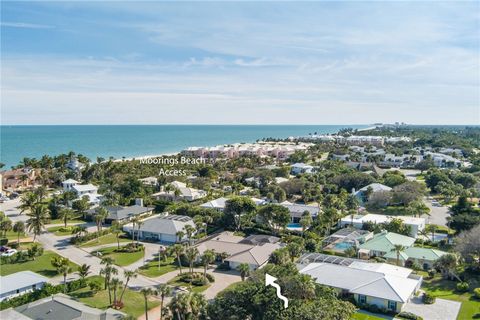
[358,231,416,259]
[384,247,447,270]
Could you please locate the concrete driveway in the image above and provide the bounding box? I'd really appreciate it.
[403,296,461,320]
[422,198,450,227]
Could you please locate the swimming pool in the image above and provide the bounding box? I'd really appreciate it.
[333,242,352,250]
[287,223,302,228]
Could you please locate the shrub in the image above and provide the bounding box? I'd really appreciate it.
[9,242,19,249]
[427,269,436,279]
[0,238,8,246]
[192,278,208,286]
[89,281,102,293]
[398,311,424,320]
[423,292,436,304]
[473,288,480,299]
[206,273,215,283]
[456,282,469,292]
[116,242,143,253]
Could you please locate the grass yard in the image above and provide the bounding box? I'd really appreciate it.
[167,274,211,293]
[4,230,29,242]
[0,250,79,277]
[47,216,85,225]
[351,311,392,320]
[93,246,144,267]
[79,233,130,248]
[69,276,160,318]
[46,225,77,236]
[138,256,179,278]
[421,274,480,320]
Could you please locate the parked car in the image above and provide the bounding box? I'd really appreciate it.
[1,249,17,257]
[9,192,20,199]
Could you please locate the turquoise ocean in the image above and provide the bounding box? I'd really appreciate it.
[0,125,367,168]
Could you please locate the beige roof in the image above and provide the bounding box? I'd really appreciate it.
[197,240,253,256]
[226,243,281,266]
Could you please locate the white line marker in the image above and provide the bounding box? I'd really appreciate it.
[265,273,288,309]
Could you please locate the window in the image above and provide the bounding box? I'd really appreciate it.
[388,300,397,311]
[32,284,36,290]
[358,295,367,304]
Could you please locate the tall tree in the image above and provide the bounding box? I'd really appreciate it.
[390,244,406,266]
[157,284,172,320]
[237,263,250,281]
[119,269,137,304]
[140,287,157,320]
[13,221,25,244]
[77,263,91,281]
[26,204,50,241]
[171,244,185,275]
[185,247,199,276]
[201,249,215,281]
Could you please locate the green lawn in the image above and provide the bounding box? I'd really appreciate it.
[351,311,392,320]
[47,216,85,225]
[0,250,79,277]
[93,246,144,267]
[421,274,480,320]
[4,230,29,242]
[138,256,179,278]
[79,233,130,248]
[167,274,211,293]
[46,225,77,236]
[69,276,160,318]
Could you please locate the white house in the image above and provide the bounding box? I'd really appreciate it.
[200,197,229,211]
[72,184,102,204]
[152,181,207,202]
[298,254,422,312]
[354,183,392,203]
[339,213,426,238]
[62,179,79,191]
[291,163,314,175]
[0,271,48,302]
[279,202,320,223]
[123,215,195,243]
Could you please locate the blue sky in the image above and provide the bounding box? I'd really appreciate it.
[1,1,479,125]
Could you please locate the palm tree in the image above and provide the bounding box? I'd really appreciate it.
[26,204,49,241]
[391,244,406,266]
[157,284,172,320]
[136,220,144,245]
[176,230,185,243]
[434,253,461,281]
[171,244,185,274]
[119,269,137,304]
[419,229,430,247]
[185,247,199,275]
[58,207,74,228]
[200,249,215,281]
[19,192,37,214]
[131,216,139,244]
[183,225,195,246]
[237,263,250,281]
[51,257,72,293]
[110,277,122,306]
[100,264,118,304]
[140,287,157,320]
[427,224,437,242]
[94,207,108,242]
[111,222,122,249]
[77,263,91,281]
[0,219,12,238]
[13,221,25,244]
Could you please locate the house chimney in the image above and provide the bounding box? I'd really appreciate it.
[135,198,144,207]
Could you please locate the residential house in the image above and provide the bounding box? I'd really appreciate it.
[384,247,448,270]
[88,199,154,224]
[298,253,422,312]
[358,231,416,259]
[0,293,125,319]
[1,168,36,192]
[339,213,426,238]
[62,179,79,191]
[123,214,195,243]
[152,181,207,201]
[354,183,392,203]
[196,232,282,270]
[290,163,314,175]
[200,197,229,211]
[279,201,320,223]
[138,176,159,186]
[0,271,48,302]
[72,184,102,204]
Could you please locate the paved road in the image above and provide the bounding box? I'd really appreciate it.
[422,198,450,227]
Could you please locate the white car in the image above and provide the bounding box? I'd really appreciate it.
[1,249,17,257]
